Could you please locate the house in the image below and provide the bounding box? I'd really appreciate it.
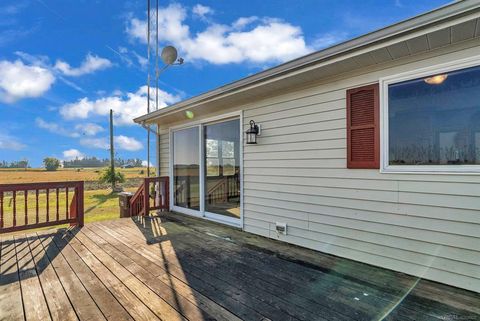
[135,0,480,293]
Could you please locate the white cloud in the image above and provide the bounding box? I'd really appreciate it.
[79,137,109,149]
[115,135,143,151]
[311,32,349,50]
[127,4,190,45]
[79,135,143,151]
[14,51,111,94]
[0,60,55,103]
[192,4,214,19]
[60,86,180,125]
[36,118,104,138]
[141,160,154,167]
[232,16,258,30]
[132,51,148,67]
[63,149,85,160]
[74,123,104,136]
[35,118,79,137]
[0,132,26,150]
[125,4,312,65]
[54,53,112,77]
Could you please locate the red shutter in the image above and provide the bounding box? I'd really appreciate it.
[346,84,380,169]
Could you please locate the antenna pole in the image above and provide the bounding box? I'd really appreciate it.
[109,109,115,191]
[155,0,159,111]
[146,0,151,177]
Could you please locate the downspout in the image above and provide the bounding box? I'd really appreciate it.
[140,121,157,135]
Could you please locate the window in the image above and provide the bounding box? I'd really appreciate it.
[206,139,219,176]
[384,62,480,172]
[173,127,200,210]
[222,141,236,176]
[169,113,242,225]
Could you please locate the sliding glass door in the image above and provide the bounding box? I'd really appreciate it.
[171,116,241,225]
[173,127,200,211]
[204,119,241,219]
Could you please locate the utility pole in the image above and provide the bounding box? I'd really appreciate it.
[109,109,116,190]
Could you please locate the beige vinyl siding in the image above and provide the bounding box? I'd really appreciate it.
[158,40,480,292]
[158,128,170,177]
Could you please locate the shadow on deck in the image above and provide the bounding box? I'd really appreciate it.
[0,213,479,321]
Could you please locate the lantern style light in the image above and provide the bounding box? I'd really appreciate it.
[246,120,260,144]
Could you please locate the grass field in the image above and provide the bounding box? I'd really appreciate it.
[0,167,153,184]
[0,167,152,232]
[1,188,138,233]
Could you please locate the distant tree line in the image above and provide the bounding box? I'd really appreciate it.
[63,157,143,168]
[0,157,144,169]
[0,159,30,169]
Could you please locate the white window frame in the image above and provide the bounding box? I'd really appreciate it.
[168,111,244,228]
[380,55,480,174]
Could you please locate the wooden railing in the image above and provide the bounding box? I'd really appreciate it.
[174,176,191,208]
[172,175,239,207]
[0,181,84,233]
[130,176,169,216]
[207,175,240,205]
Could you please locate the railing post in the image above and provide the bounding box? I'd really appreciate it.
[143,178,150,216]
[77,182,84,227]
[24,190,28,225]
[12,191,16,227]
[186,176,191,208]
[165,177,170,210]
[0,191,3,229]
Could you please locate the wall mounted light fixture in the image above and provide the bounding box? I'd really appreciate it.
[246,120,260,144]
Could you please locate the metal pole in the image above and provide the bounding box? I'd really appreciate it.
[146,0,151,178]
[153,0,159,180]
[109,109,115,190]
[155,0,159,111]
[147,0,151,115]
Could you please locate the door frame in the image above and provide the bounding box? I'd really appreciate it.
[168,111,244,228]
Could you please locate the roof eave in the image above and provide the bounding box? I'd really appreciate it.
[134,0,480,124]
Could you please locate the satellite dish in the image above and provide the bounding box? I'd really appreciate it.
[161,46,178,65]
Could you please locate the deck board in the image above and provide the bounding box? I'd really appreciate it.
[0,235,25,321]
[37,232,109,321]
[70,230,188,321]
[116,217,427,321]
[0,214,479,321]
[94,220,268,321]
[58,232,161,321]
[26,234,77,321]
[14,234,51,321]
[80,225,220,321]
[110,220,344,321]
[104,220,305,321]
[85,223,242,321]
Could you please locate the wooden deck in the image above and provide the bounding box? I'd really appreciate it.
[1,213,479,321]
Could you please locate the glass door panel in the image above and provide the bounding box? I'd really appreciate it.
[204,119,240,219]
[173,127,200,210]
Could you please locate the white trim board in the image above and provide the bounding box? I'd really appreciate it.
[379,54,480,174]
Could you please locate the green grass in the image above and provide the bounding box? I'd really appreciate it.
[1,188,137,234]
[83,188,136,223]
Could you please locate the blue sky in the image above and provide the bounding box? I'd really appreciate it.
[0,0,450,167]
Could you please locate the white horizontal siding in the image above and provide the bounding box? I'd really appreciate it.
[157,39,480,292]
